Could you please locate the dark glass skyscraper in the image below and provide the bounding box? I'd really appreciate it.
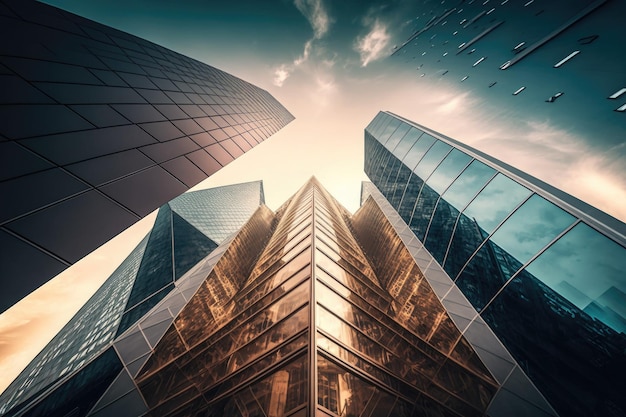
[0,178,559,417]
[0,0,294,312]
[390,0,626,145]
[364,111,626,417]
[0,181,266,416]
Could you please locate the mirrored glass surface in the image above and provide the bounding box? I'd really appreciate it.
[440,160,495,210]
[384,122,412,153]
[426,149,473,195]
[490,194,575,265]
[379,118,402,144]
[525,222,626,333]
[402,133,436,170]
[392,127,423,161]
[413,140,452,180]
[462,173,532,236]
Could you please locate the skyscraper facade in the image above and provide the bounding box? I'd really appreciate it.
[391,0,626,144]
[364,111,626,417]
[0,0,294,312]
[0,178,557,417]
[0,181,267,416]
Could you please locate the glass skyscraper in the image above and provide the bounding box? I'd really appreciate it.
[0,0,294,312]
[390,0,626,145]
[0,178,565,417]
[364,111,626,417]
[0,181,266,416]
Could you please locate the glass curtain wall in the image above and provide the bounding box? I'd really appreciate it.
[364,111,626,417]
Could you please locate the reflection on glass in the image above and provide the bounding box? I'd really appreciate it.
[392,127,423,161]
[220,354,308,417]
[455,193,577,310]
[426,149,472,195]
[525,222,626,333]
[402,133,436,170]
[317,355,380,416]
[379,118,402,144]
[413,140,452,179]
[490,194,575,265]
[462,173,531,235]
[440,160,495,210]
[482,268,626,417]
[384,122,412,153]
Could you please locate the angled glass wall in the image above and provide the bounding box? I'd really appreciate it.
[0,0,294,312]
[6,179,539,417]
[364,111,626,417]
[0,182,265,416]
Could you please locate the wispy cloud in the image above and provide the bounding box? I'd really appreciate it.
[273,0,331,87]
[354,19,391,67]
[294,0,330,39]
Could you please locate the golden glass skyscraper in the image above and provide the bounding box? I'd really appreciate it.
[1,178,553,417]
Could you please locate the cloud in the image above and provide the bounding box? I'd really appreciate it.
[273,65,290,87]
[273,0,331,87]
[293,0,330,39]
[354,19,391,67]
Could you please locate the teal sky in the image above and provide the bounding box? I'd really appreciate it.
[1,0,625,395]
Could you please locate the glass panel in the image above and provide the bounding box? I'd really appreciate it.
[440,160,495,210]
[402,133,436,170]
[389,163,413,209]
[426,149,473,195]
[392,127,423,161]
[408,184,440,241]
[396,173,424,224]
[461,173,531,235]
[454,195,576,310]
[489,194,575,264]
[525,222,626,333]
[218,354,308,417]
[384,122,412,152]
[413,140,452,180]
[371,113,392,137]
[378,118,402,144]
[443,173,531,280]
[482,268,626,417]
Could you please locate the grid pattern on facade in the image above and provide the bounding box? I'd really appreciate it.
[4,179,512,417]
[364,111,626,417]
[0,182,265,415]
[0,0,294,312]
[390,0,626,144]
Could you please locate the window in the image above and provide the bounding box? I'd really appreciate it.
[554,50,580,68]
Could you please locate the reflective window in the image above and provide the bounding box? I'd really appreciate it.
[413,140,452,180]
[389,163,413,208]
[378,118,402,144]
[426,149,472,195]
[525,222,626,333]
[444,174,531,279]
[384,122,412,152]
[370,113,392,137]
[408,184,440,241]
[462,173,531,235]
[402,133,436,170]
[440,160,495,210]
[490,194,575,265]
[392,127,423,161]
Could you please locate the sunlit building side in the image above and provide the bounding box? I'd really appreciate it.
[0,178,559,417]
[0,0,294,312]
[364,110,626,417]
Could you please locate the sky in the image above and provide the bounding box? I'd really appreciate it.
[1,0,625,394]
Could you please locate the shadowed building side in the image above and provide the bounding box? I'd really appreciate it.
[0,0,294,312]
